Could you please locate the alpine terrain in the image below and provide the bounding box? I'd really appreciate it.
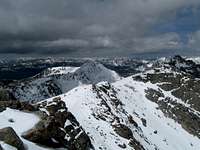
[0,56,200,150]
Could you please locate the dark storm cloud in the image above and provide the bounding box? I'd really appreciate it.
[0,0,200,56]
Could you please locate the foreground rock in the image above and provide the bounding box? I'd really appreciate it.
[0,127,25,150]
[22,97,92,150]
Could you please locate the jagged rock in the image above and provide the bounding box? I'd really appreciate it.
[22,116,67,148]
[52,96,62,102]
[0,127,25,150]
[23,99,92,149]
[170,55,200,78]
[128,115,138,128]
[0,144,3,150]
[128,138,145,150]
[113,124,133,139]
[72,130,92,150]
[145,88,164,103]
[46,101,66,115]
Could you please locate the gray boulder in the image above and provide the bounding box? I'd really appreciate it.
[0,127,25,150]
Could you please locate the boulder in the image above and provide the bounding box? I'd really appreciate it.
[141,118,147,127]
[0,127,25,150]
[22,117,66,148]
[113,124,133,139]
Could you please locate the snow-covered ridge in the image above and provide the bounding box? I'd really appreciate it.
[44,76,200,150]
[9,61,121,102]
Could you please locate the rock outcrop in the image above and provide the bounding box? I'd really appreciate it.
[22,97,92,150]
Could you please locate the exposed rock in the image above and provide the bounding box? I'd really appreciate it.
[145,79,200,138]
[0,127,25,150]
[118,143,126,149]
[23,98,92,150]
[145,88,164,103]
[113,124,133,139]
[141,118,147,127]
[154,130,158,134]
[128,115,138,128]
[22,117,66,148]
[72,130,92,150]
[0,144,2,150]
[128,138,145,150]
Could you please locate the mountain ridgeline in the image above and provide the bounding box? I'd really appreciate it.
[0,55,200,150]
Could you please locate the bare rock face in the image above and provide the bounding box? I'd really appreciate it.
[22,116,66,148]
[0,127,25,150]
[22,97,92,150]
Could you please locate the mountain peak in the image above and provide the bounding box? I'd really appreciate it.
[74,60,121,83]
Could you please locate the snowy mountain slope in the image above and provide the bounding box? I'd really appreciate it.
[8,61,120,102]
[44,75,200,150]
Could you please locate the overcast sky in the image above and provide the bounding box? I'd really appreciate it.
[0,0,200,58]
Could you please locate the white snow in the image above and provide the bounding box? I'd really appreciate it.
[0,108,39,134]
[43,66,79,77]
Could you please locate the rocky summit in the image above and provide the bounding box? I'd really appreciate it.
[0,56,200,150]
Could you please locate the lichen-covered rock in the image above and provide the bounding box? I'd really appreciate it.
[0,127,25,150]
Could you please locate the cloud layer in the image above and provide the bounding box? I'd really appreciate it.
[0,0,200,57]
